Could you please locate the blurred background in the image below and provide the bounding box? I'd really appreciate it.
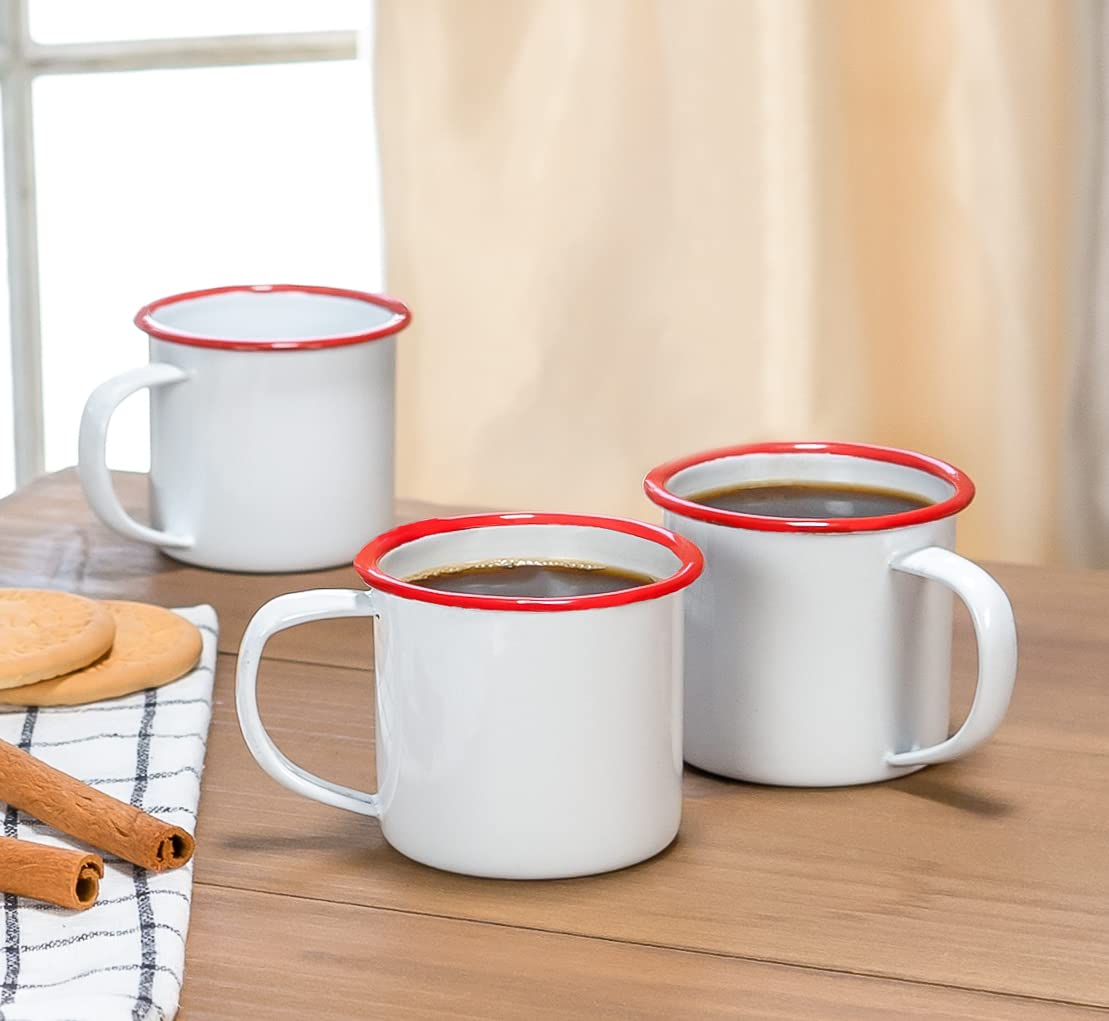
[1,1,1104,566]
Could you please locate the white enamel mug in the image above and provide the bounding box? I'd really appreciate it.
[235,513,703,878]
[644,442,1018,787]
[78,284,410,572]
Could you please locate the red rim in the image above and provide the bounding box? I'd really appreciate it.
[643,441,975,533]
[353,512,704,611]
[135,284,411,352]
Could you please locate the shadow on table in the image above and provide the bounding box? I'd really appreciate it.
[218,822,380,855]
[889,770,1016,818]
[682,763,1017,818]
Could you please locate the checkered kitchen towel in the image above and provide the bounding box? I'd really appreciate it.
[0,605,217,1021]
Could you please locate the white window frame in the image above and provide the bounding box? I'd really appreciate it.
[0,0,359,484]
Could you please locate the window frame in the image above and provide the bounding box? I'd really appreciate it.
[0,0,359,484]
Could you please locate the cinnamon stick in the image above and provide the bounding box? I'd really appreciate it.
[0,836,103,909]
[0,738,194,872]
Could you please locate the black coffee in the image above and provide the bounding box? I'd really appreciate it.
[404,559,657,597]
[688,481,931,519]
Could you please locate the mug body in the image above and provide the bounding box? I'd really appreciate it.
[356,514,703,878]
[138,284,407,572]
[645,442,975,786]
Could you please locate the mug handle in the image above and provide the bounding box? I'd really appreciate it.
[235,589,381,816]
[78,363,194,548]
[887,546,1018,766]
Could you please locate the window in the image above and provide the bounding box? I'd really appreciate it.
[1,1,381,495]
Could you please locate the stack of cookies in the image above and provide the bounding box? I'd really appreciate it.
[0,589,202,707]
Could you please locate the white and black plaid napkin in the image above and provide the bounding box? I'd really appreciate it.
[0,605,218,1021]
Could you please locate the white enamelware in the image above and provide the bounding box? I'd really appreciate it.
[645,441,1018,787]
[235,513,703,879]
[78,284,410,573]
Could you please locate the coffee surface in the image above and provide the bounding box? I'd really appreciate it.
[688,481,932,519]
[405,559,656,598]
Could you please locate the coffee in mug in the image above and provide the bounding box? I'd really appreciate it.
[404,559,657,597]
[645,441,1018,787]
[687,481,931,519]
[236,513,703,879]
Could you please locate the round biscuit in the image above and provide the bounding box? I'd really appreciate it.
[0,589,116,690]
[0,600,202,707]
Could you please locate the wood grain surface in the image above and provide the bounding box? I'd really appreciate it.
[181,886,1106,1020]
[3,471,1108,1018]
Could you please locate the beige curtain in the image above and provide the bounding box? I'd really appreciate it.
[1071,3,1109,566]
[376,0,1092,564]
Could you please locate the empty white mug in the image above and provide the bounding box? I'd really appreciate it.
[235,513,703,878]
[78,283,410,572]
[645,441,1018,787]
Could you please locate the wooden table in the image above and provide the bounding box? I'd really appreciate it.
[1,470,1107,1019]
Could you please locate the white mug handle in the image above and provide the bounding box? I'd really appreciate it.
[78,363,193,548]
[888,546,1018,766]
[236,589,381,816]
